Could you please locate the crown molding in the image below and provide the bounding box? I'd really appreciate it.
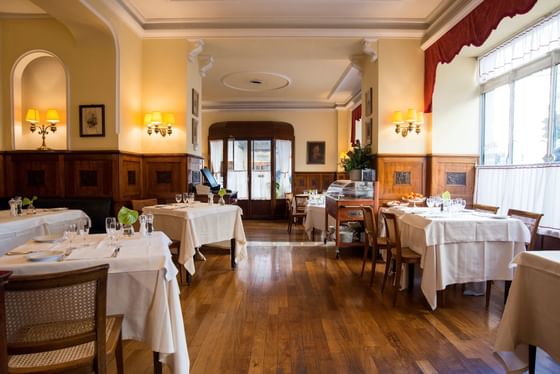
[203,100,340,112]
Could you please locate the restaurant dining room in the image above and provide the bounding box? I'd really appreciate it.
[1,0,560,373]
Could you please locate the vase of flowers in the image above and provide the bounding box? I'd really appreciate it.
[340,141,373,181]
[22,196,38,214]
[118,206,139,236]
[218,187,227,205]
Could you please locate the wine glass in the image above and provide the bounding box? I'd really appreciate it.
[188,193,196,204]
[175,193,182,204]
[182,192,189,204]
[115,222,123,244]
[426,197,435,208]
[80,218,91,242]
[105,217,116,244]
[65,223,78,247]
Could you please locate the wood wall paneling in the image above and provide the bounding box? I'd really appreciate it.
[143,156,186,201]
[118,154,143,202]
[0,153,4,197]
[64,154,114,197]
[293,172,338,194]
[427,156,478,205]
[5,153,64,197]
[376,156,426,203]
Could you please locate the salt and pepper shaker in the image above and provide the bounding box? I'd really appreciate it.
[146,213,154,236]
[8,198,17,217]
[139,214,147,237]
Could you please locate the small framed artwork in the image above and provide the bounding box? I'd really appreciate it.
[366,117,372,145]
[364,87,372,116]
[306,141,325,165]
[192,118,199,146]
[192,88,199,117]
[79,104,105,137]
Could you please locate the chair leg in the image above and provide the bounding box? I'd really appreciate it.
[393,259,402,307]
[360,244,369,277]
[369,245,380,287]
[115,330,124,374]
[381,250,392,294]
[288,216,292,233]
[485,280,492,309]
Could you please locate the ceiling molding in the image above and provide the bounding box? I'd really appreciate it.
[203,100,338,111]
[199,55,214,77]
[421,0,485,50]
[188,39,204,62]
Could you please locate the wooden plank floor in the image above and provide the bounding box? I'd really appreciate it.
[118,220,560,373]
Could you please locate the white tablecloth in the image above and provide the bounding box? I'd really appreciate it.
[303,204,335,240]
[143,203,247,275]
[0,232,189,374]
[0,209,89,256]
[495,251,560,372]
[387,207,531,309]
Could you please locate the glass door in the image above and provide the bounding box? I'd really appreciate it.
[227,139,248,199]
[250,140,272,217]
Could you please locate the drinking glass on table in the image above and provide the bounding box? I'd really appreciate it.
[80,218,91,242]
[115,222,123,244]
[175,193,182,204]
[182,192,189,204]
[188,193,195,204]
[65,223,78,247]
[105,217,117,244]
[426,197,435,208]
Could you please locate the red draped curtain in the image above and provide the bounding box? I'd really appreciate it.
[351,105,361,146]
[424,0,538,113]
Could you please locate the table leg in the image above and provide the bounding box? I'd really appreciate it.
[153,351,162,374]
[504,280,512,305]
[230,238,236,269]
[528,344,536,374]
[407,263,414,293]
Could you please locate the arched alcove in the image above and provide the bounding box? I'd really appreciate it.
[12,50,68,150]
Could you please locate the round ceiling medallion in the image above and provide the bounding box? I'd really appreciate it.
[221,72,291,92]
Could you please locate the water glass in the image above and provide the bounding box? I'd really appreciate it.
[80,219,90,242]
[207,193,214,206]
[188,193,196,204]
[105,217,117,243]
[65,223,78,246]
[182,192,189,204]
[175,193,182,204]
[426,197,435,208]
[115,222,123,243]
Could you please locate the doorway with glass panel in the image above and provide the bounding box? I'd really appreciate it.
[208,122,294,219]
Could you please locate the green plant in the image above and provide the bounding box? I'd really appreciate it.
[218,187,227,197]
[118,206,139,225]
[22,196,37,206]
[340,142,373,172]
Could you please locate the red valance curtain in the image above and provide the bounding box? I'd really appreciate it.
[424,0,538,113]
[351,105,361,145]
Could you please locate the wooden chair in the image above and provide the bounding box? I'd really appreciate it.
[287,194,308,234]
[381,212,421,307]
[472,203,499,214]
[360,206,388,285]
[131,198,186,285]
[0,270,12,374]
[2,265,123,374]
[485,208,543,309]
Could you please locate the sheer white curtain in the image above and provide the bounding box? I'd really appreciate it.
[275,140,292,198]
[475,164,560,237]
[479,10,560,83]
[209,140,223,185]
[227,139,248,199]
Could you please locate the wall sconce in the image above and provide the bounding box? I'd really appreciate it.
[392,109,423,137]
[145,111,174,137]
[26,108,59,150]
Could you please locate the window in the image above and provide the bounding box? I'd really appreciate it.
[482,85,510,165]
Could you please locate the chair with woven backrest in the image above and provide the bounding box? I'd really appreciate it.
[381,212,421,307]
[131,198,186,285]
[287,194,308,234]
[360,206,388,285]
[472,203,499,214]
[485,208,544,309]
[3,264,123,374]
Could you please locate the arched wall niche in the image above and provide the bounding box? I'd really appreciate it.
[11,49,69,150]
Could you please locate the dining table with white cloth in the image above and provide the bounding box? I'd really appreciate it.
[0,231,189,374]
[0,208,89,256]
[494,251,560,373]
[143,202,247,275]
[386,207,531,310]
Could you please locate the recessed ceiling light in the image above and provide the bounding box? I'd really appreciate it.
[250,79,263,85]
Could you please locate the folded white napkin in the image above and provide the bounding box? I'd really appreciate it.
[64,239,115,260]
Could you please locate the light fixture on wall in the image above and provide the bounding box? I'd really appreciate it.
[145,111,174,137]
[25,108,59,150]
[392,109,423,137]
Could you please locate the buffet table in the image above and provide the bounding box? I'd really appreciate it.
[495,251,560,373]
[387,207,530,309]
[143,203,247,275]
[0,232,189,374]
[0,209,89,255]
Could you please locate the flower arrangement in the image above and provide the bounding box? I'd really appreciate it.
[22,196,37,207]
[118,206,139,225]
[340,141,373,172]
[218,188,227,197]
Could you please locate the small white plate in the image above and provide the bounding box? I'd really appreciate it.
[33,234,64,243]
[26,250,65,262]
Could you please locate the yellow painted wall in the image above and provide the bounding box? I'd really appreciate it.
[377,39,426,154]
[336,108,350,171]
[0,18,117,150]
[141,39,189,154]
[432,56,479,155]
[202,110,338,171]
[19,56,67,150]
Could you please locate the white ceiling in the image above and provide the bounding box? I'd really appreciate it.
[6,0,546,110]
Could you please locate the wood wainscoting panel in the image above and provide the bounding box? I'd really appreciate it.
[119,154,143,202]
[0,153,4,197]
[376,156,426,203]
[427,155,478,205]
[5,152,64,197]
[143,155,187,201]
[293,172,337,194]
[65,153,115,197]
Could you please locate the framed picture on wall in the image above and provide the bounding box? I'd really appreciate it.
[192,118,199,146]
[306,141,325,165]
[192,88,199,117]
[366,117,372,145]
[364,87,372,116]
[79,104,105,137]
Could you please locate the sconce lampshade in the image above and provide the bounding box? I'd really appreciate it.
[151,111,162,124]
[163,113,175,125]
[416,111,425,124]
[406,108,417,123]
[46,109,60,124]
[25,109,40,123]
[144,113,152,125]
[392,111,403,124]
